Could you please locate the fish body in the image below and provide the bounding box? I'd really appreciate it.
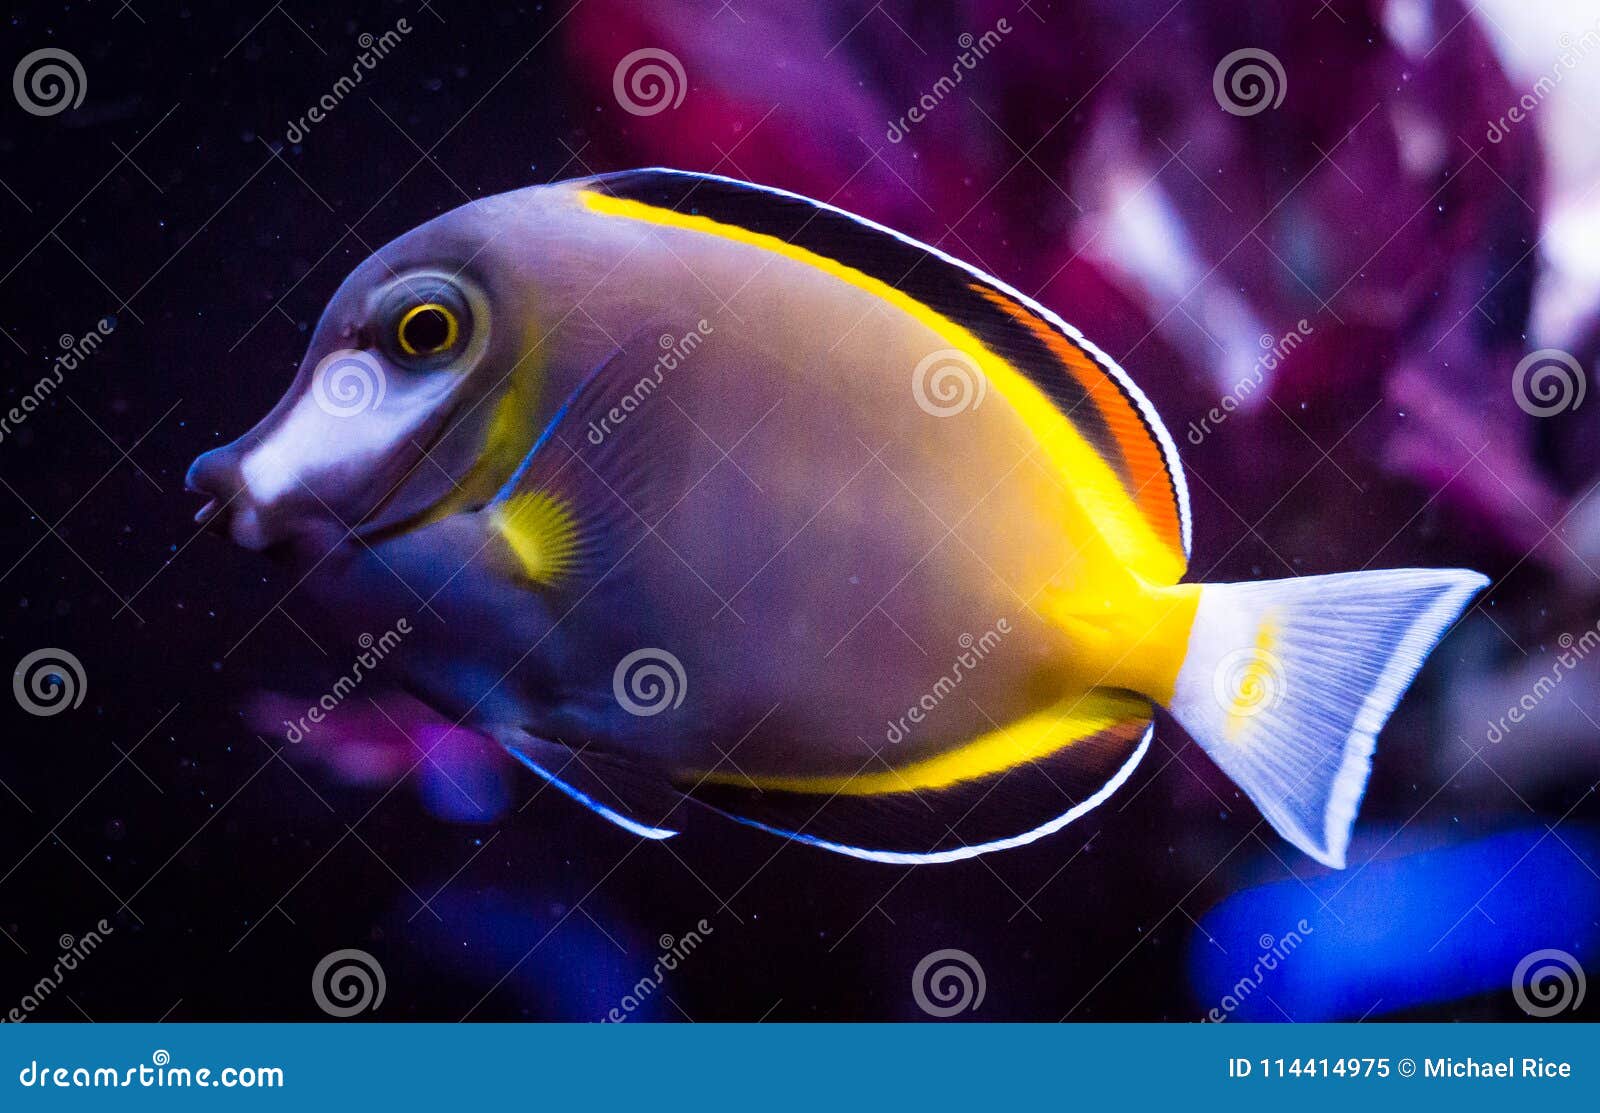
[189,169,1487,866]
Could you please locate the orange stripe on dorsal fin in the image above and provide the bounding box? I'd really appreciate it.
[972,284,1187,570]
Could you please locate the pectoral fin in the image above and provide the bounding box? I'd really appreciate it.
[487,324,695,591]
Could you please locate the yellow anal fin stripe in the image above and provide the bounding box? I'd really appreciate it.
[692,689,1152,797]
[685,716,1152,861]
[578,189,1184,585]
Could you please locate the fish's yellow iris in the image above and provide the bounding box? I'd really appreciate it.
[396,302,460,356]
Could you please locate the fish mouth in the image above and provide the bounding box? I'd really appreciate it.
[191,485,249,537]
[188,386,478,552]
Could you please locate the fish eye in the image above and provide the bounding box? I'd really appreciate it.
[397,303,458,356]
[379,278,473,365]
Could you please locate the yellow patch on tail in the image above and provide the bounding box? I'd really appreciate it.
[1223,611,1281,741]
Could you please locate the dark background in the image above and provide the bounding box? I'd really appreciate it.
[0,0,1595,1021]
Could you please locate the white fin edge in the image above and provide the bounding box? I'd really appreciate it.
[506,747,679,841]
[714,725,1153,865]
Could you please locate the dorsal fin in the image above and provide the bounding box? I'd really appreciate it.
[578,167,1192,580]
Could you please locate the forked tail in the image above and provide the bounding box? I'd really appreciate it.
[1167,568,1488,868]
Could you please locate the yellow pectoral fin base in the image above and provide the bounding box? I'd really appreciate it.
[492,491,583,586]
[680,692,1156,862]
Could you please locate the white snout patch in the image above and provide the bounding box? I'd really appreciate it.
[240,349,454,507]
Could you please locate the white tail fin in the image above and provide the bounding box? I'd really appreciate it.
[1168,568,1487,868]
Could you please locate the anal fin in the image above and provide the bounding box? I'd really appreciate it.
[501,732,684,840]
[677,701,1154,864]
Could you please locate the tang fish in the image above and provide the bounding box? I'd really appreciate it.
[188,169,1486,868]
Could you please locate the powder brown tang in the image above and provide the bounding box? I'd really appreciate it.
[188,169,1488,867]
